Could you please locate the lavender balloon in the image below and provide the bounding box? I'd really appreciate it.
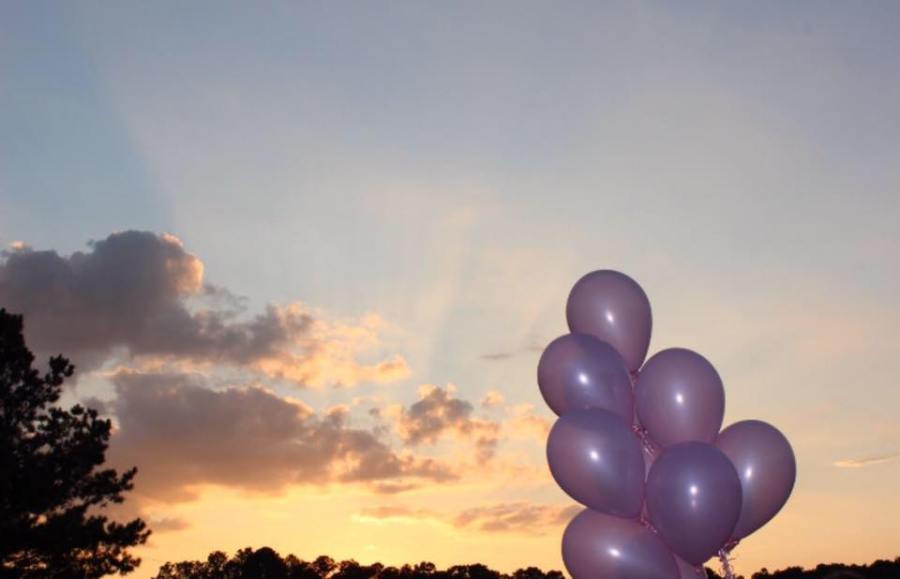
[566,270,652,372]
[635,348,725,448]
[646,442,742,565]
[547,408,645,518]
[716,420,796,540]
[563,508,679,579]
[537,333,633,420]
[675,556,708,579]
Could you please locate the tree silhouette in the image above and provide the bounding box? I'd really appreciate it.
[153,547,567,579]
[0,309,149,577]
[154,548,900,579]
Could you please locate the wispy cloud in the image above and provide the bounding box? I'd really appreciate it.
[352,506,441,526]
[833,452,900,468]
[480,390,505,408]
[453,502,580,534]
[354,502,578,535]
[480,343,545,362]
[504,403,552,441]
[481,352,514,361]
[146,516,191,534]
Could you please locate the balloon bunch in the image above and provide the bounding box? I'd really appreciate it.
[539,270,796,579]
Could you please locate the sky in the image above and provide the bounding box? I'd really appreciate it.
[1,2,900,577]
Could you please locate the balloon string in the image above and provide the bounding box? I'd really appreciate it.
[718,540,740,579]
[631,423,658,457]
[630,371,661,536]
[637,510,655,532]
[628,371,658,458]
[718,549,735,579]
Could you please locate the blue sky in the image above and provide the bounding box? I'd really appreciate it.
[2,2,900,576]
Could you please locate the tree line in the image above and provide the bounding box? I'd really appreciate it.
[153,547,560,579]
[153,547,900,579]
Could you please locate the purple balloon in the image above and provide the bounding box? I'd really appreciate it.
[547,408,645,518]
[646,442,742,565]
[635,348,725,448]
[716,420,796,540]
[538,333,634,420]
[563,508,679,579]
[566,270,652,372]
[675,556,708,579]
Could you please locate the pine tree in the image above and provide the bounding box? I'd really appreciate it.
[0,309,149,577]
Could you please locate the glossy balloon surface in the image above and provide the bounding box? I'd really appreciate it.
[547,408,645,518]
[538,333,633,419]
[635,348,725,448]
[566,270,652,372]
[646,442,742,565]
[716,420,796,540]
[563,508,679,579]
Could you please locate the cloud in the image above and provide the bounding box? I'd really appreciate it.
[390,384,500,461]
[452,502,580,534]
[480,343,545,362]
[354,502,579,535]
[352,505,440,525]
[0,231,409,387]
[504,403,552,441]
[79,396,111,415]
[108,371,456,501]
[480,390,505,408]
[103,497,191,538]
[146,516,190,533]
[481,352,514,361]
[833,452,900,468]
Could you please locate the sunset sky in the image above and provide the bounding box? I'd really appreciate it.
[2,2,900,577]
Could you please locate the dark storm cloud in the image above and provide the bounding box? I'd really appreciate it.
[393,385,500,461]
[109,371,456,502]
[0,231,408,386]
